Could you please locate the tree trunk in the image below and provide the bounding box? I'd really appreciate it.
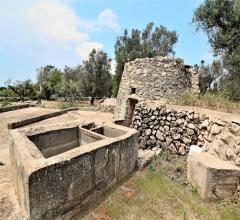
[9,86,24,102]
[90,93,95,105]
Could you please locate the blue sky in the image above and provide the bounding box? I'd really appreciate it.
[0,0,213,86]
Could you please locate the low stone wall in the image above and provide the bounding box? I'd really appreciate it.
[132,104,201,155]
[132,102,240,166]
[0,103,32,113]
[8,107,78,129]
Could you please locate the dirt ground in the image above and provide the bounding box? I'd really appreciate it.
[0,107,114,220]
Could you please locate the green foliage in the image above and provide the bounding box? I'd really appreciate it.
[0,87,15,97]
[56,102,76,109]
[175,162,185,172]
[5,79,36,102]
[171,91,240,113]
[55,75,79,104]
[0,100,11,107]
[113,22,178,97]
[193,0,240,56]
[197,60,224,94]
[36,65,62,100]
[191,185,198,194]
[83,49,112,104]
[193,0,240,100]
[104,168,240,219]
[148,164,156,172]
[172,91,198,106]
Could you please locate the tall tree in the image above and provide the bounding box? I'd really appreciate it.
[83,49,112,105]
[36,65,62,100]
[193,0,240,99]
[113,22,178,97]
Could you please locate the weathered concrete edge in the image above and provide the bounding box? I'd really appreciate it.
[0,104,32,113]
[8,107,78,129]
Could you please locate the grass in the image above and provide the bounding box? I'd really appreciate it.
[37,100,97,110]
[84,155,240,220]
[0,100,12,107]
[170,92,240,114]
[104,168,240,220]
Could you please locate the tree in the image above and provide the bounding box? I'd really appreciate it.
[193,0,240,99]
[83,49,112,105]
[113,22,178,97]
[36,65,62,100]
[6,79,35,102]
[55,74,79,104]
[198,60,224,93]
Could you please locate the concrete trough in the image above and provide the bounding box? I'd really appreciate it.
[9,121,138,220]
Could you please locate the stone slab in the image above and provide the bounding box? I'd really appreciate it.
[187,152,240,200]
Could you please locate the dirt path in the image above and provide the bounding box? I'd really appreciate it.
[0,108,114,219]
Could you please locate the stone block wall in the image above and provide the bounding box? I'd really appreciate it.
[132,103,240,166]
[132,104,201,155]
[115,56,199,120]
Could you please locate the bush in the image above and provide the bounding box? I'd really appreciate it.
[57,102,76,109]
[171,91,198,106]
[175,163,185,172]
[171,91,240,114]
[0,100,11,107]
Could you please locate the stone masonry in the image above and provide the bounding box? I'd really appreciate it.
[115,56,199,120]
[132,102,240,166]
[132,104,201,156]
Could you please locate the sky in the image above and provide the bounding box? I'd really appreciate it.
[0,0,213,86]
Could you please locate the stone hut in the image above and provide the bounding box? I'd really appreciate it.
[114,56,199,122]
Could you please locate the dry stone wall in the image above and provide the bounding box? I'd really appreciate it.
[132,104,202,155]
[115,56,199,120]
[201,118,240,166]
[132,103,240,166]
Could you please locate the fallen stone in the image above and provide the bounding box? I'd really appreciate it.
[138,149,162,170]
[210,124,222,135]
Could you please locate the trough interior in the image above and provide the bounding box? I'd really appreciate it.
[28,127,102,158]
[91,126,127,138]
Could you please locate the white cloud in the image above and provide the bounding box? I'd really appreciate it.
[98,9,120,32]
[28,1,88,42]
[78,8,120,32]
[76,42,103,60]
[0,0,117,64]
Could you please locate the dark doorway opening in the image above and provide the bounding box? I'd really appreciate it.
[131,87,136,94]
[125,98,138,127]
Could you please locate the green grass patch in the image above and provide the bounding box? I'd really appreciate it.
[170,91,240,114]
[104,168,240,220]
